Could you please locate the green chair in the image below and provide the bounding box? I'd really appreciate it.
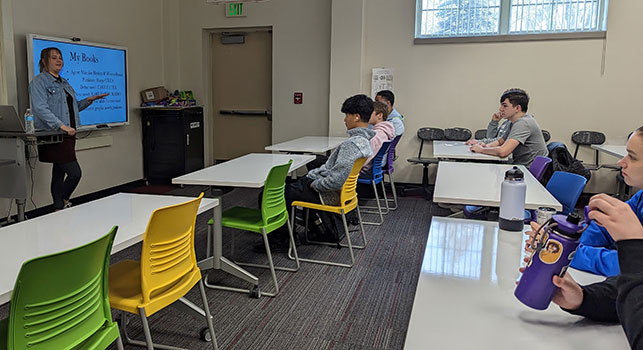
[206,161,299,297]
[0,227,123,350]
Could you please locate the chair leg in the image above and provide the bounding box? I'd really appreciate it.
[386,173,398,210]
[198,280,219,350]
[380,180,390,214]
[260,229,280,297]
[289,208,356,268]
[229,221,300,297]
[119,309,187,350]
[360,181,384,226]
[115,334,125,350]
[139,308,154,350]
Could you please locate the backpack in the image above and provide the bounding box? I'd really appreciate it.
[542,142,591,185]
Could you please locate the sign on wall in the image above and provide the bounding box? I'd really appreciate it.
[371,68,394,98]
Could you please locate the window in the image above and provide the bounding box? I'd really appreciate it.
[415,0,609,41]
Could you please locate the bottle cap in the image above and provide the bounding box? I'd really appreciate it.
[552,213,585,239]
[504,166,524,181]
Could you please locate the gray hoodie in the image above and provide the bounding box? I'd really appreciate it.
[307,127,375,205]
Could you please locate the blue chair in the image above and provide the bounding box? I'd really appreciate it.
[545,171,587,215]
[382,135,402,210]
[358,141,392,225]
[524,171,587,222]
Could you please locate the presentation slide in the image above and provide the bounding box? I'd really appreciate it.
[30,36,128,128]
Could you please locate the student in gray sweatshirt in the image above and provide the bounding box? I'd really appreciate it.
[268,94,375,248]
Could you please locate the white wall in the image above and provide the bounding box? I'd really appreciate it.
[1,0,165,216]
[173,0,332,164]
[331,0,642,192]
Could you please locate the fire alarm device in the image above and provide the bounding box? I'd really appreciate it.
[294,92,303,104]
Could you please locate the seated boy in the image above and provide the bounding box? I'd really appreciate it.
[470,88,548,166]
[360,101,395,175]
[375,90,404,136]
[267,94,375,248]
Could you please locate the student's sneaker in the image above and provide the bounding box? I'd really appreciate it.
[63,201,73,209]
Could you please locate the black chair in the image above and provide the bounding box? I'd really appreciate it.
[571,130,606,170]
[542,130,551,143]
[444,127,472,141]
[474,129,487,140]
[405,127,445,199]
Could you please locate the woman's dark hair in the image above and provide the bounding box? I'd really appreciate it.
[341,94,373,122]
[500,88,529,113]
[39,47,62,73]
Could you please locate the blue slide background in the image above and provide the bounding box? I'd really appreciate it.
[32,38,127,127]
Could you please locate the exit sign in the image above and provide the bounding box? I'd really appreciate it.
[226,3,245,17]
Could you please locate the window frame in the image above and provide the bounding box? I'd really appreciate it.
[414,0,608,45]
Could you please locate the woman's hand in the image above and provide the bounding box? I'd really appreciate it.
[465,139,479,145]
[60,125,76,136]
[87,93,109,103]
[588,193,643,241]
[551,273,583,310]
[517,268,583,310]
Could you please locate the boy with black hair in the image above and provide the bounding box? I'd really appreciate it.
[470,88,548,166]
[375,90,404,136]
[266,94,375,248]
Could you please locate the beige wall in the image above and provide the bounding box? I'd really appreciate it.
[174,0,332,164]
[331,0,641,192]
[3,0,639,219]
[2,0,165,216]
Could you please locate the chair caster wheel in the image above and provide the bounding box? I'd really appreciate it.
[249,285,261,299]
[200,327,212,342]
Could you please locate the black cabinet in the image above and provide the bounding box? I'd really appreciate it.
[141,106,204,184]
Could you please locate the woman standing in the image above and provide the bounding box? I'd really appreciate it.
[28,47,108,210]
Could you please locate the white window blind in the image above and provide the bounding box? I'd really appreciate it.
[510,0,606,33]
[416,0,608,40]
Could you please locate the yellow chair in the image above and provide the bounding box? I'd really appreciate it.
[108,193,218,350]
[290,157,367,268]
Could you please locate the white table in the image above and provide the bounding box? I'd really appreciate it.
[0,193,218,305]
[433,162,562,211]
[172,153,315,296]
[433,140,509,161]
[591,144,627,159]
[404,217,628,350]
[265,136,347,154]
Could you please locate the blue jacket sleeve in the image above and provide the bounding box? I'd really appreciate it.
[29,77,63,130]
[570,190,643,276]
[78,98,91,112]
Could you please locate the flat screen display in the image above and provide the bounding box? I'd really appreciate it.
[27,34,129,129]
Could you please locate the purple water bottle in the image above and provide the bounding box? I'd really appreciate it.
[514,212,588,310]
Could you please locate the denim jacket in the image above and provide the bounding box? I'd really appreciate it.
[28,72,90,130]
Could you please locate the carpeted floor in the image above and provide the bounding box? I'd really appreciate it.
[0,186,440,350]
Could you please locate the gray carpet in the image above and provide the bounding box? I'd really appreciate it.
[1,186,436,350]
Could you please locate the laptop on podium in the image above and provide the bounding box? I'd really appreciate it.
[0,105,24,132]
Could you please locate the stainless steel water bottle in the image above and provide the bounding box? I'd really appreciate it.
[514,212,588,310]
[499,166,526,231]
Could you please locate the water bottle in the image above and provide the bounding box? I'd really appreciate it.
[24,108,34,133]
[499,166,526,231]
[514,211,589,310]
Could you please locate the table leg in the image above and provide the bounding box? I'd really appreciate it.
[197,193,260,297]
[16,198,25,222]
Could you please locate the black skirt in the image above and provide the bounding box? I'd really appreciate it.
[38,135,77,163]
